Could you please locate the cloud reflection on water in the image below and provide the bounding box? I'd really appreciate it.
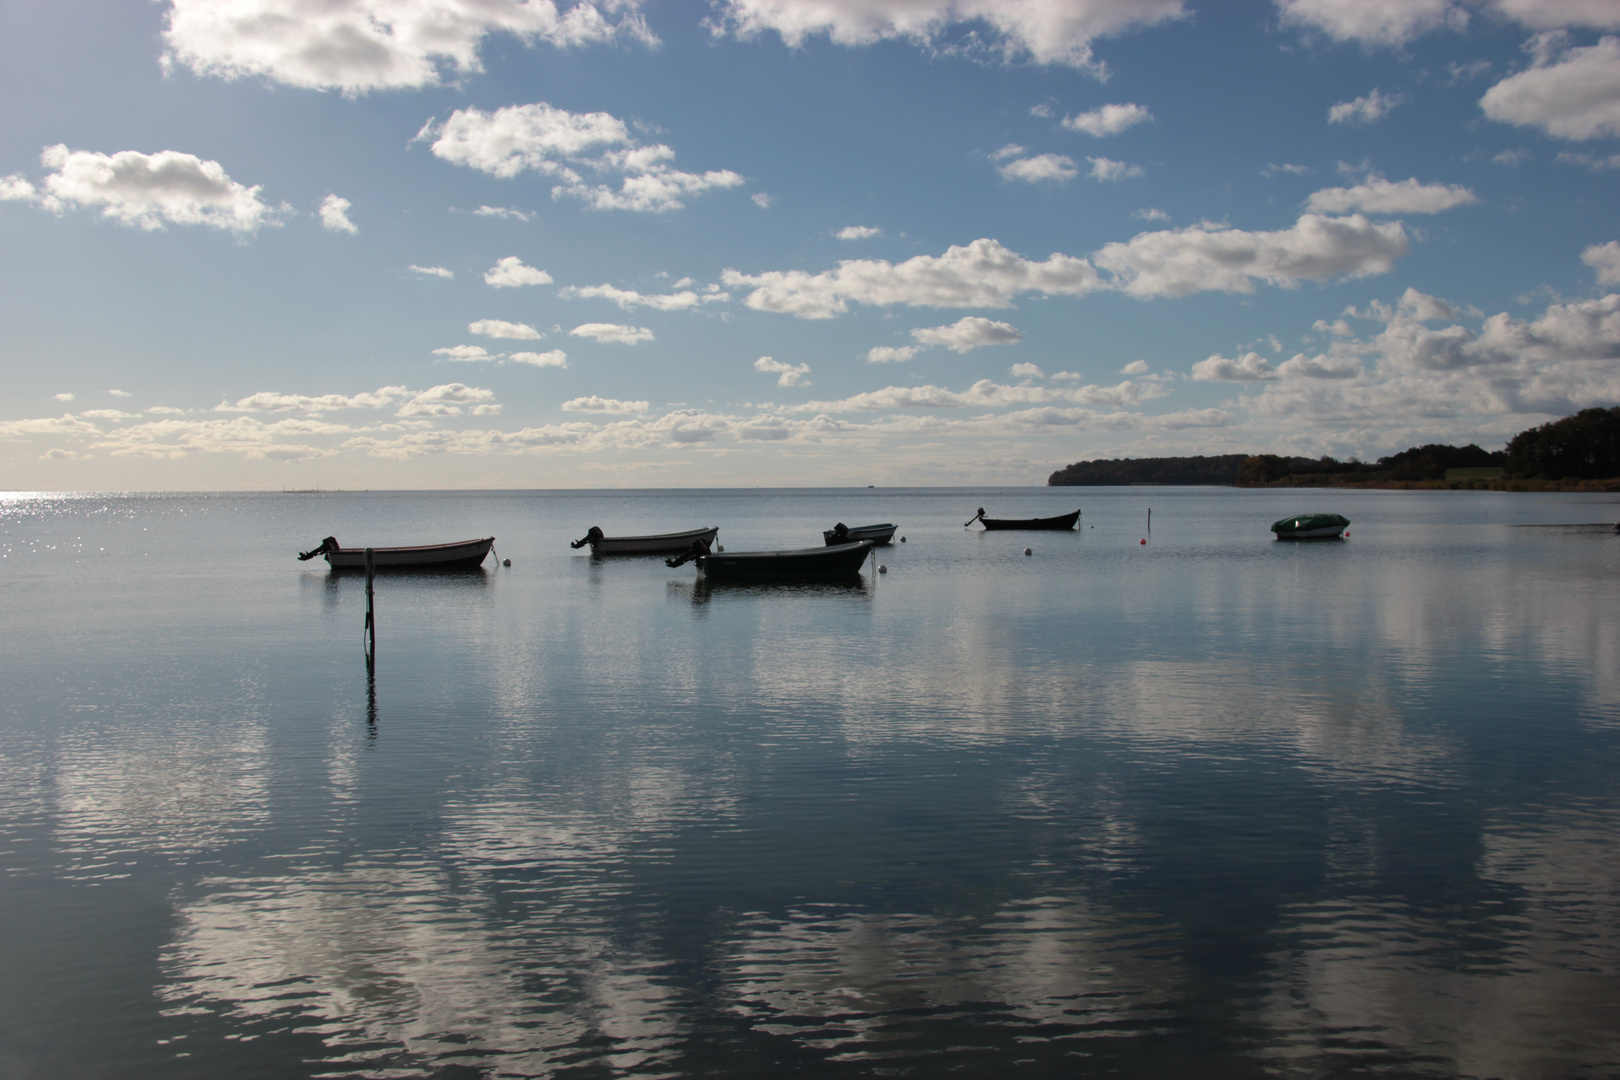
[1253,804,1620,1079]
[159,857,686,1077]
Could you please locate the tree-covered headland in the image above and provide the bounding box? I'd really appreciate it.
[1048,407,1620,491]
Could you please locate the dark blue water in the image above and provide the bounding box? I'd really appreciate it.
[2,487,1617,1078]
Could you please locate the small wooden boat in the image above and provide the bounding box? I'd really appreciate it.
[571,525,719,555]
[822,522,897,546]
[1271,513,1350,539]
[966,507,1080,531]
[667,539,873,578]
[297,536,494,569]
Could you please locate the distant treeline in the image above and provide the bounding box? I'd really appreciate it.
[1048,407,1620,489]
[1046,454,1250,486]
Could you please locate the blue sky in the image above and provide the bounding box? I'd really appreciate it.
[3,0,1618,489]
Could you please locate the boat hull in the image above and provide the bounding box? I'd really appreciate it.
[588,526,720,555]
[978,509,1080,531]
[324,537,493,569]
[822,523,897,546]
[1271,513,1349,540]
[697,541,873,579]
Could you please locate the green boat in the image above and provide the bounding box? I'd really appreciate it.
[1271,512,1349,539]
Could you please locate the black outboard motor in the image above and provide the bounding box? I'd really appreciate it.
[570,526,605,549]
[297,536,340,561]
[832,522,850,541]
[665,538,711,568]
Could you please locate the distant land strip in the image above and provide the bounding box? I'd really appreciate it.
[1049,407,1620,491]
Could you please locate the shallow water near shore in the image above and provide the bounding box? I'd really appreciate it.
[2,486,1618,1079]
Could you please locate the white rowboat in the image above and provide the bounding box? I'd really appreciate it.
[572,525,720,555]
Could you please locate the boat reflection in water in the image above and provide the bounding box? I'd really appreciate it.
[668,574,874,605]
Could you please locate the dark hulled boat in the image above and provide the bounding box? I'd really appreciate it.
[667,539,874,579]
[297,536,494,569]
[967,508,1080,531]
[822,522,898,546]
[1271,513,1349,539]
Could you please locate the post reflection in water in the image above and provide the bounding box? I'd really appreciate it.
[1,488,1617,1078]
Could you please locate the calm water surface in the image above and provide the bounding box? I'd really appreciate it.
[2,487,1617,1079]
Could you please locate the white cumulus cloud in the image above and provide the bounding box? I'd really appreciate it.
[754,356,812,386]
[1277,0,1467,48]
[912,316,1024,352]
[161,0,656,94]
[1481,35,1620,139]
[319,193,357,233]
[424,103,743,212]
[570,322,654,344]
[792,377,1158,413]
[837,225,882,240]
[1088,156,1143,181]
[216,386,409,412]
[1191,351,1278,381]
[36,145,278,232]
[722,237,1104,319]
[509,350,568,368]
[397,383,496,418]
[866,345,921,363]
[1489,0,1620,31]
[1009,362,1045,378]
[561,395,649,413]
[1,174,36,200]
[559,283,725,310]
[1278,0,1619,47]
[706,0,1188,72]
[727,214,1411,320]
[1584,241,1620,284]
[1328,88,1405,125]
[484,256,552,287]
[410,264,454,278]
[473,205,534,220]
[433,345,495,361]
[999,152,1077,183]
[468,319,541,339]
[1275,352,1363,379]
[1094,213,1409,298]
[1062,102,1152,135]
[1305,176,1478,214]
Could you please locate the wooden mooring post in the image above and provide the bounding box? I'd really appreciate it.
[363,547,376,670]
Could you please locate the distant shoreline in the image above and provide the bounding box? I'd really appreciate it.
[1233,477,1620,493]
